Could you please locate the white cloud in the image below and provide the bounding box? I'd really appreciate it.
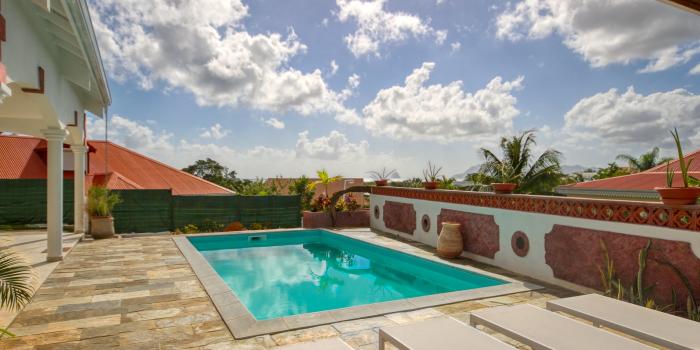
[87,115,395,178]
[87,115,173,154]
[336,0,448,57]
[361,62,524,142]
[89,0,357,122]
[563,87,700,148]
[264,117,285,129]
[691,63,700,75]
[296,130,369,160]
[450,41,461,53]
[199,123,230,139]
[496,0,700,73]
[330,60,339,76]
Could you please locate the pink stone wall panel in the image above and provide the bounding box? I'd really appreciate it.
[545,224,700,305]
[437,209,500,259]
[383,201,416,235]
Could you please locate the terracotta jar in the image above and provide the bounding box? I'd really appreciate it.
[437,222,463,258]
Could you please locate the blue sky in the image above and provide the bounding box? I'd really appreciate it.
[87,0,700,178]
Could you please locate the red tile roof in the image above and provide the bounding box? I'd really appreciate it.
[0,135,233,195]
[563,148,700,191]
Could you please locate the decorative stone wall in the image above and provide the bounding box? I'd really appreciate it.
[545,224,700,305]
[436,209,499,258]
[383,201,416,235]
[372,186,700,232]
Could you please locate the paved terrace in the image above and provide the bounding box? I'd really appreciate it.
[3,229,578,349]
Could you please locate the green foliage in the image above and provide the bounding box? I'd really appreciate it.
[248,222,272,230]
[181,224,199,234]
[235,178,276,196]
[438,176,457,189]
[476,130,563,194]
[0,249,35,337]
[592,163,631,180]
[307,169,342,196]
[666,161,675,188]
[669,128,699,188]
[0,249,34,312]
[422,162,443,182]
[616,147,673,172]
[182,158,239,190]
[87,186,122,217]
[390,178,423,188]
[598,240,678,312]
[289,176,315,211]
[180,219,224,234]
[367,167,398,181]
[653,258,700,321]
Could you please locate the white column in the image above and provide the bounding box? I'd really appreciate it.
[42,128,68,262]
[70,144,88,235]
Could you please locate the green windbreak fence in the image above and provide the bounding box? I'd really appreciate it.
[0,179,74,225]
[172,195,302,230]
[0,180,301,232]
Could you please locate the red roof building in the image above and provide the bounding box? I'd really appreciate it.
[0,135,233,195]
[557,148,700,201]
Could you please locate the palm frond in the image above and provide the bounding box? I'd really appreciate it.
[0,250,35,311]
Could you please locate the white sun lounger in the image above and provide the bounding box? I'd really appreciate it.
[378,316,514,349]
[547,294,700,350]
[274,337,353,350]
[469,304,655,350]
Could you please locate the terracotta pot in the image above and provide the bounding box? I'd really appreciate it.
[655,187,700,206]
[437,222,463,258]
[423,181,438,190]
[492,183,517,194]
[90,216,115,239]
[375,179,388,187]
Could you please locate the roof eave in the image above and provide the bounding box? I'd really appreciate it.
[63,0,112,113]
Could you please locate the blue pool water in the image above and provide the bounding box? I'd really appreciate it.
[189,230,506,320]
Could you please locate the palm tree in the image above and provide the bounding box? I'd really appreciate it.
[307,169,342,197]
[477,130,563,194]
[616,147,673,172]
[0,249,35,337]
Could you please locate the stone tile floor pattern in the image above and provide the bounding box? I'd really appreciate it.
[2,231,581,349]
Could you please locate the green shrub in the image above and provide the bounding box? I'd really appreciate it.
[87,186,122,217]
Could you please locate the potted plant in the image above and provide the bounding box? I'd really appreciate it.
[87,186,122,239]
[491,163,519,194]
[655,128,700,206]
[367,167,398,186]
[422,162,443,190]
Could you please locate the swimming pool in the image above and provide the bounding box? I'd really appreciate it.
[188,229,507,320]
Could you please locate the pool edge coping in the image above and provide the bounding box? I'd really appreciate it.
[172,229,543,339]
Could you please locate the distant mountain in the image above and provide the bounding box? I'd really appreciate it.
[452,165,481,180]
[561,165,597,174]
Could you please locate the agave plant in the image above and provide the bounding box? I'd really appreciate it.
[669,128,699,188]
[0,249,35,337]
[422,162,443,182]
[367,167,398,181]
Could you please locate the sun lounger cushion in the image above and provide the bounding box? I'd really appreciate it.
[470,304,655,350]
[547,294,700,350]
[379,316,514,349]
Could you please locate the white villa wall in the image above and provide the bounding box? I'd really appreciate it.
[370,193,700,291]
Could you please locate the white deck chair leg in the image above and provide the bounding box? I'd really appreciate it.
[378,331,386,350]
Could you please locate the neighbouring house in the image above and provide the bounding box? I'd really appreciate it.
[267,177,367,206]
[0,0,111,261]
[0,135,234,195]
[556,148,700,201]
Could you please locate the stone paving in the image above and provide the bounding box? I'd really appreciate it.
[2,231,579,349]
